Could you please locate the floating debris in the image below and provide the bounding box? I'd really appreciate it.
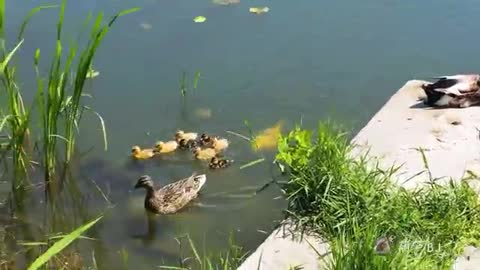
[212,0,240,5]
[139,22,152,30]
[193,16,207,23]
[249,7,269,15]
[252,120,283,151]
[239,158,265,170]
[194,108,212,119]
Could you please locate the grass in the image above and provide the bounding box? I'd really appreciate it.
[275,122,480,269]
[0,0,139,181]
[27,216,103,270]
[158,234,247,270]
[179,70,201,97]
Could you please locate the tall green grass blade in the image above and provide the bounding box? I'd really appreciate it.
[187,235,202,265]
[17,5,58,41]
[27,216,103,270]
[84,106,108,151]
[193,70,201,89]
[0,39,23,72]
[0,0,4,40]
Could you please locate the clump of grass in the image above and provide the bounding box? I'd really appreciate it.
[0,0,139,180]
[276,122,480,269]
[179,70,201,97]
[158,234,246,270]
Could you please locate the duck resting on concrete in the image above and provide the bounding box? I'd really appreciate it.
[422,74,480,108]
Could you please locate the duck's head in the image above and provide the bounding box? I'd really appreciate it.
[191,174,207,191]
[131,146,141,154]
[175,130,185,140]
[210,157,219,164]
[179,138,188,147]
[154,141,164,150]
[134,175,154,189]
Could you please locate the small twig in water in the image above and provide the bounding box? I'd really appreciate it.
[226,130,251,141]
[240,158,265,170]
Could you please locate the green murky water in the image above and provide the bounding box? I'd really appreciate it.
[3,0,480,268]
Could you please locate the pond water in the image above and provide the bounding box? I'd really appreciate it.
[3,0,480,268]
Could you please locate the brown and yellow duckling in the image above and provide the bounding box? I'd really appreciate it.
[178,138,199,150]
[193,146,217,160]
[131,146,155,160]
[175,130,198,142]
[209,157,234,169]
[199,133,216,147]
[134,174,207,214]
[154,140,178,154]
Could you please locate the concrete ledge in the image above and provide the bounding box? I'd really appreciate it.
[351,80,480,189]
[237,220,330,270]
[238,80,480,269]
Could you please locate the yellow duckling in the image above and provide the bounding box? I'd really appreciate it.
[131,146,155,160]
[175,130,198,142]
[154,140,178,154]
[212,137,229,152]
[252,120,284,151]
[193,147,217,160]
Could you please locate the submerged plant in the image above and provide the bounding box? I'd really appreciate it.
[179,70,201,97]
[158,234,246,270]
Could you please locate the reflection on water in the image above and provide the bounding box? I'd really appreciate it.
[4,0,479,267]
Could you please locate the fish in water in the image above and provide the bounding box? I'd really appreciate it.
[422,74,480,108]
[134,174,207,214]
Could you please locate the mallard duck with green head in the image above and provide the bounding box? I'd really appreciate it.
[134,174,207,214]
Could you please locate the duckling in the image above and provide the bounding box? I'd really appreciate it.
[175,130,198,142]
[131,146,155,160]
[212,137,229,152]
[199,133,216,147]
[193,147,217,160]
[154,140,178,154]
[178,138,198,150]
[134,174,207,214]
[422,74,480,107]
[209,157,234,169]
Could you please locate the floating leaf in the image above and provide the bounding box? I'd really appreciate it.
[249,7,269,15]
[139,22,152,30]
[193,16,206,23]
[211,0,240,5]
[252,120,283,151]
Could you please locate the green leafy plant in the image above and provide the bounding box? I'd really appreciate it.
[27,216,103,270]
[276,122,480,269]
